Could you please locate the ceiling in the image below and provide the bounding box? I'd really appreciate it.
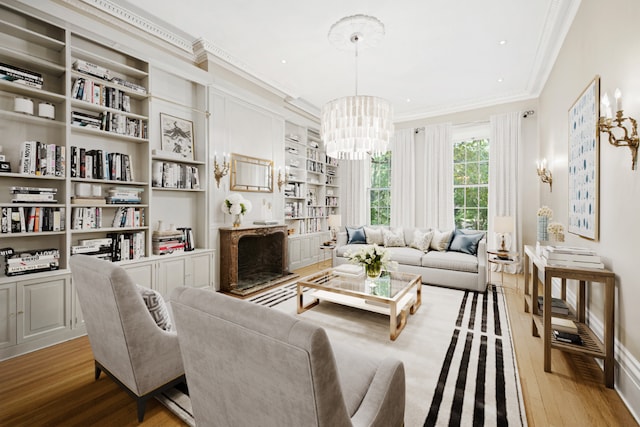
[108,0,580,122]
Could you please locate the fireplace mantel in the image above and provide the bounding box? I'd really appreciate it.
[219,225,294,296]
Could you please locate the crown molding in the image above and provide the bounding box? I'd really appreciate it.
[66,0,194,54]
[526,0,582,96]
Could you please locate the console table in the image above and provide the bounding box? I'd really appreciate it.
[523,245,615,388]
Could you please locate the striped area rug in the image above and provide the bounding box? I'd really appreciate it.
[248,282,527,427]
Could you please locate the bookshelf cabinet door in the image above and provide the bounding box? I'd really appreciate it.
[157,257,187,297]
[17,275,70,343]
[121,260,156,290]
[186,251,213,289]
[0,283,17,349]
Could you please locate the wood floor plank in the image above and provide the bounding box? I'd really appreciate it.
[0,263,637,426]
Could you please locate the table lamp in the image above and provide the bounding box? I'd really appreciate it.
[327,214,342,241]
[494,216,514,254]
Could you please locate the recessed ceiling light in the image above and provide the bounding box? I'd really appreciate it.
[499,40,507,45]
[497,78,504,83]
[281,59,287,64]
[406,98,411,103]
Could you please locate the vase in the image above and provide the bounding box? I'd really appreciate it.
[233,214,242,228]
[537,216,548,242]
[365,264,382,280]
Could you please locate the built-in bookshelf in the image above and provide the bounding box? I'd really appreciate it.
[0,3,213,359]
[283,122,340,270]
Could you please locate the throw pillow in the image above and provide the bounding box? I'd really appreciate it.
[448,229,485,255]
[383,227,406,247]
[430,229,454,252]
[137,284,173,331]
[364,226,384,245]
[346,226,366,244]
[410,229,434,252]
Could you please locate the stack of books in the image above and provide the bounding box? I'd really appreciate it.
[152,230,185,255]
[0,62,43,89]
[4,248,60,276]
[11,186,57,203]
[71,238,113,261]
[541,246,604,269]
[106,187,143,204]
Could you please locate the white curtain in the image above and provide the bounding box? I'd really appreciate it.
[419,123,454,230]
[489,112,521,272]
[390,128,415,227]
[339,159,370,227]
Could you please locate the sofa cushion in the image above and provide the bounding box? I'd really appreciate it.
[364,226,384,245]
[383,228,405,247]
[421,251,478,273]
[430,229,454,251]
[137,284,173,331]
[448,229,486,255]
[346,226,366,244]
[410,229,434,252]
[385,247,424,267]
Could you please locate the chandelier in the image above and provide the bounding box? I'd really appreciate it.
[321,15,394,160]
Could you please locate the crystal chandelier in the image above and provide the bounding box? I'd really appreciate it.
[321,15,394,160]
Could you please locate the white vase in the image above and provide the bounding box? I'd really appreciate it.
[537,216,549,242]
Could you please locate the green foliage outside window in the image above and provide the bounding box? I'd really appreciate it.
[453,139,489,230]
[370,152,391,225]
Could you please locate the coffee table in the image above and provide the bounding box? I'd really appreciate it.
[297,269,422,340]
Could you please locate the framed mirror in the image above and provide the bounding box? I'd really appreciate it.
[230,153,273,193]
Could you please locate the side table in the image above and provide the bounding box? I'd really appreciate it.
[487,250,519,288]
[319,244,335,269]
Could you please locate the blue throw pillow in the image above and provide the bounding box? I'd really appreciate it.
[448,229,485,255]
[346,226,366,244]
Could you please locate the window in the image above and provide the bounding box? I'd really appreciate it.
[453,138,489,230]
[370,152,391,225]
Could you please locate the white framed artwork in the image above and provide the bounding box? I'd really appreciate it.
[568,76,599,240]
[160,113,194,160]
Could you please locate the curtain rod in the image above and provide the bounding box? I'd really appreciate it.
[413,119,490,133]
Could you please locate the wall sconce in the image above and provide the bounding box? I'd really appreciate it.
[213,152,229,188]
[277,167,286,192]
[599,89,639,170]
[536,158,552,191]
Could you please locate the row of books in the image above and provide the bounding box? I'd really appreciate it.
[70,146,134,181]
[1,206,66,233]
[70,206,145,230]
[284,182,303,198]
[151,161,201,189]
[107,231,146,261]
[10,186,58,204]
[71,77,132,112]
[71,110,148,139]
[4,249,59,277]
[0,62,43,89]
[19,141,66,177]
[73,59,146,94]
[551,317,583,345]
[106,187,143,204]
[541,245,604,269]
[71,238,112,261]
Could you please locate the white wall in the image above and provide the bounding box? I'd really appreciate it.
[538,0,640,418]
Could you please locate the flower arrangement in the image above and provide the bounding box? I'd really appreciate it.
[346,244,397,279]
[537,206,553,218]
[547,222,565,242]
[221,193,252,226]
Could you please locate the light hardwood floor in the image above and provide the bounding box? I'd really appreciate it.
[0,261,636,426]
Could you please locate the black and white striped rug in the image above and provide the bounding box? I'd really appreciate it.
[248,282,527,427]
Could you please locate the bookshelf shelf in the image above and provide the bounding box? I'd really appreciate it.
[71,46,149,79]
[70,226,149,234]
[151,187,205,193]
[0,230,66,238]
[70,70,149,100]
[523,245,615,388]
[0,109,65,127]
[70,125,148,143]
[0,19,65,50]
[0,203,64,208]
[0,173,65,181]
[70,99,148,120]
[0,80,66,101]
[69,178,148,186]
[0,45,66,76]
[151,155,206,166]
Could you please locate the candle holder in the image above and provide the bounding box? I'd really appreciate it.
[598,110,639,170]
[277,169,286,192]
[214,157,229,188]
[536,161,552,191]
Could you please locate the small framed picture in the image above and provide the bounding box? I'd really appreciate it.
[160,113,194,160]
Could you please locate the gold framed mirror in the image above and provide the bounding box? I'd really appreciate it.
[230,153,273,193]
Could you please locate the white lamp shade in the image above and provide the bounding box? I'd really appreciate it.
[327,214,342,228]
[493,216,514,234]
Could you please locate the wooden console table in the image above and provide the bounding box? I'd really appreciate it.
[523,245,615,388]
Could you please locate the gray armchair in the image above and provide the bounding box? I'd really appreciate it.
[170,287,406,427]
[70,255,185,422]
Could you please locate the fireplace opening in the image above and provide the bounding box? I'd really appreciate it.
[237,233,284,291]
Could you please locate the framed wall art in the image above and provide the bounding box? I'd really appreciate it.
[568,75,600,240]
[160,113,194,160]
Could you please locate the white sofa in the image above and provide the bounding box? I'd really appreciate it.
[332,226,487,292]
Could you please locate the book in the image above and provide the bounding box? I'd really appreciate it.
[537,296,569,315]
[542,249,601,263]
[553,330,583,345]
[551,316,578,334]
[545,246,597,255]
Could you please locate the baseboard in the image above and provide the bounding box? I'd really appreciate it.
[552,278,640,423]
[0,328,87,362]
